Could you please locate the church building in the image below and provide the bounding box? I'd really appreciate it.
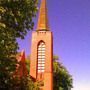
[30,0,53,90]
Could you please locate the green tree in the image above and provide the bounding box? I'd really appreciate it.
[12,75,37,90]
[53,55,73,90]
[0,0,37,89]
[25,55,30,73]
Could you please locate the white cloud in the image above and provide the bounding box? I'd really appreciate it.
[71,83,90,90]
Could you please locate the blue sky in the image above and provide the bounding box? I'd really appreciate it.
[18,0,90,90]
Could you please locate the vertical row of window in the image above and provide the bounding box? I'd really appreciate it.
[37,42,45,73]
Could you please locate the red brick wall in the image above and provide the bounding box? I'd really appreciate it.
[30,31,53,90]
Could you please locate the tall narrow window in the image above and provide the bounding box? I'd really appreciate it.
[37,41,45,73]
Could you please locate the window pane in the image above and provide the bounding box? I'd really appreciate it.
[42,53,45,55]
[38,67,41,69]
[41,62,45,64]
[38,48,42,50]
[41,70,44,72]
[38,41,46,73]
[41,50,45,53]
[38,45,42,47]
[41,67,45,69]
[41,42,44,45]
[38,64,42,66]
[41,64,45,66]
[38,53,42,55]
[38,70,41,73]
[42,58,45,60]
[42,45,45,47]
[38,50,42,52]
[38,56,42,58]
[42,48,45,50]
[42,56,45,58]
[38,58,42,60]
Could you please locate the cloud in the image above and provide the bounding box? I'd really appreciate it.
[71,83,90,90]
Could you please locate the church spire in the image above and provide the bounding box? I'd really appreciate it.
[37,0,49,31]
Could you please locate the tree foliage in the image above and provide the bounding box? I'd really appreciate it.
[0,0,37,89]
[12,75,39,90]
[0,0,37,38]
[25,55,30,72]
[53,55,73,90]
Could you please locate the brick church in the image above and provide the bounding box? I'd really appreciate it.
[16,0,53,90]
[30,0,53,90]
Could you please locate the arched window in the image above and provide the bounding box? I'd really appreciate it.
[37,41,45,73]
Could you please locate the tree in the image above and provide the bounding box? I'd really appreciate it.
[53,55,73,90]
[0,0,37,89]
[25,55,30,73]
[12,75,38,90]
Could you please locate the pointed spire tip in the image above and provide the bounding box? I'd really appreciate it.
[37,0,50,31]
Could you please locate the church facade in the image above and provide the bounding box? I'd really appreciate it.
[30,0,53,90]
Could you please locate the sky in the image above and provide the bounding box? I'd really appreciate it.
[18,0,90,90]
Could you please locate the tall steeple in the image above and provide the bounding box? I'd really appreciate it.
[30,0,53,90]
[37,0,49,31]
